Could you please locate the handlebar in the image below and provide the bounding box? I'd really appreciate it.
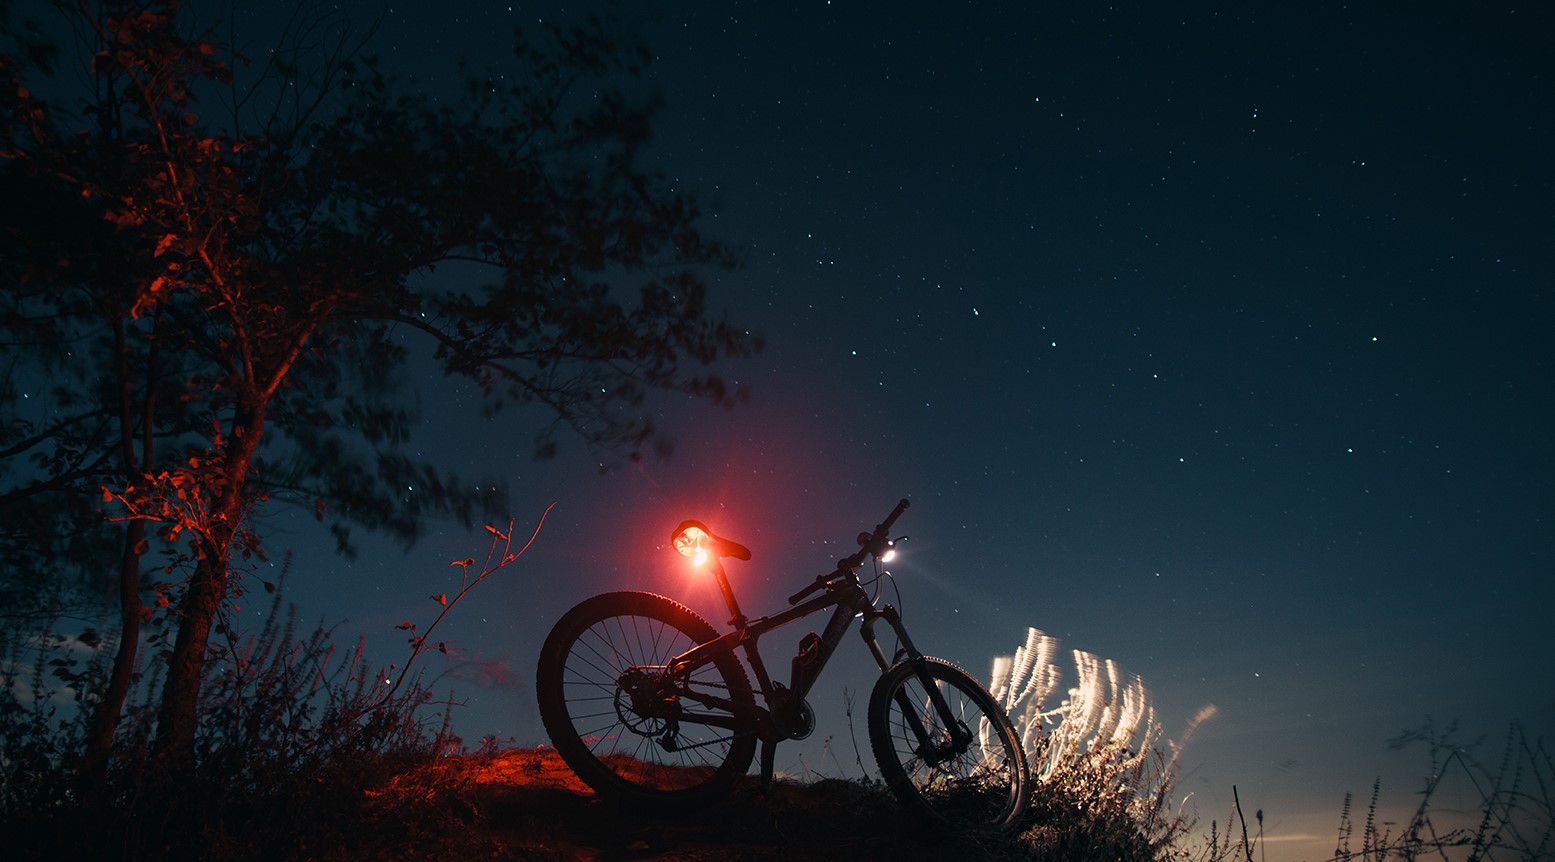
[878,498,911,535]
[850,497,910,566]
[787,580,824,605]
[787,499,910,604]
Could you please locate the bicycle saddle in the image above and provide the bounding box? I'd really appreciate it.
[671,520,752,561]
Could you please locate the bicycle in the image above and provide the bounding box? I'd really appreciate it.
[535,499,1031,832]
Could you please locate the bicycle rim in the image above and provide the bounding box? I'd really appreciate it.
[869,656,1029,832]
[536,591,756,805]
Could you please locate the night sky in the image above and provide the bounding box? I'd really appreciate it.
[243,3,1553,858]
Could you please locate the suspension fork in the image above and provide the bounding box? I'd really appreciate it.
[859,605,972,753]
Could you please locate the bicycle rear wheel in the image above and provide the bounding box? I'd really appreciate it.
[535,591,757,808]
[867,656,1029,833]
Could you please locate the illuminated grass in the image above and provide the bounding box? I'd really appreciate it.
[987,628,1553,861]
[4,608,1547,860]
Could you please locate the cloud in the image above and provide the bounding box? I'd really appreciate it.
[445,654,524,692]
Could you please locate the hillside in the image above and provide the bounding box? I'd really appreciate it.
[363,747,1010,860]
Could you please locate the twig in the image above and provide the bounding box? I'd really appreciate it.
[383,501,556,702]
[1233,785,1254,862]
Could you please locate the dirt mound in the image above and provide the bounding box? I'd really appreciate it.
[367,748,1007,860]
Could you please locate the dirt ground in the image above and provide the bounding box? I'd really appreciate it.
[366,747,1011,861]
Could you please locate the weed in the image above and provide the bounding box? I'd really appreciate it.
[1326,719,1553,861]
[0,513,548,860]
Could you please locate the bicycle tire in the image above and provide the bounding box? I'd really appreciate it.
[867,656,1030,833]
[535,590,757,808]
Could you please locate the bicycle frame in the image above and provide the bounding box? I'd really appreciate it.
[661,543,968,785]
[536,499,1028,830]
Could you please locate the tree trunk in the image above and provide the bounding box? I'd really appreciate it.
[152,544,230,764]
[82,309,154,783]
[151,402,263,766]
[82,520,145,777]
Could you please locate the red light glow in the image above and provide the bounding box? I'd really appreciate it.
[672,523,713,567]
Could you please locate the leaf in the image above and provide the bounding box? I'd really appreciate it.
[396,621,415,631]
[431,594,447,606]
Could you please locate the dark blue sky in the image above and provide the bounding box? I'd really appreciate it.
[252,3,1554,857]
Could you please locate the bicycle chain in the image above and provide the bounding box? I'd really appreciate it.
[655,675,761,751]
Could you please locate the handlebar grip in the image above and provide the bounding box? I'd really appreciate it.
[878,498,911,533]
[789,578,825,605]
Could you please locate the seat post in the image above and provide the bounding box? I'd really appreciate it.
[708,559,744,624]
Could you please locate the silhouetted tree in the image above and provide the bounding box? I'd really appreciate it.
[1,0,753,771]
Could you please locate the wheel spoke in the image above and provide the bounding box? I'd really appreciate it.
[536,592,758,805]
[869,657,1029,832]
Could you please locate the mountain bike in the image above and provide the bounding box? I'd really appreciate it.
[535,499,1031,832]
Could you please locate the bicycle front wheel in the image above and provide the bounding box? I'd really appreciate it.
[867,656,1029,833]
[535,591,757,808]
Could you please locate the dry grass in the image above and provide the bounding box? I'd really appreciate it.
[5,604,1548,861]
[1320,720,1553,862]
[985,628,1554,861]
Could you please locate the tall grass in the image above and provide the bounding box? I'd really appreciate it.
[987,628,1552,861]
[6,604,1545,859]
[0,582,456,860]
[1326,719,1553,861]
[989,626,1214,860]
[0,511,549,861]
[0,619,106,818]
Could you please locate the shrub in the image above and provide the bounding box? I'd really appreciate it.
[989,626,1232,860]
[0,585,455,860]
